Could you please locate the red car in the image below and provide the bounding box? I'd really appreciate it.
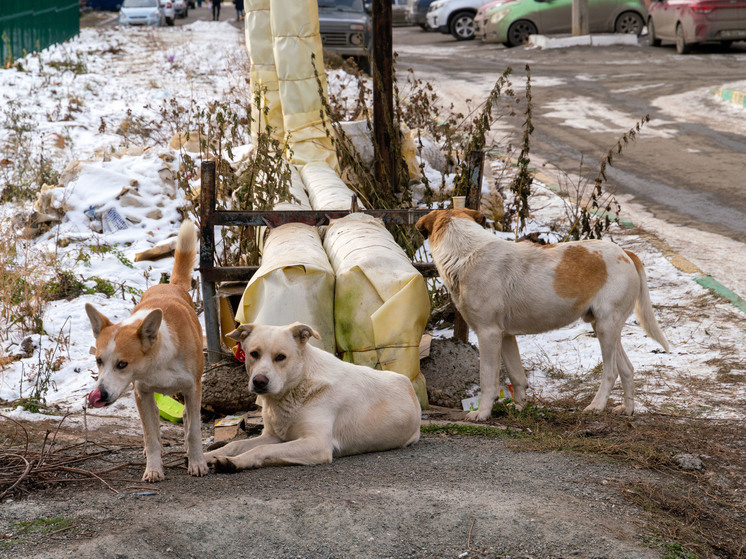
[647,0,746,54]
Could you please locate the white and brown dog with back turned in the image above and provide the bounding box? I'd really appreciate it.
[85,220,208,482]
[204,322,421,472]
[416,209,669,420]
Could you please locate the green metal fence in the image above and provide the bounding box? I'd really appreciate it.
[0,0,80,65]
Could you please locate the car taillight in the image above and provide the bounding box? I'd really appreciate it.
[167,2,172,7]
[691,4,713,12]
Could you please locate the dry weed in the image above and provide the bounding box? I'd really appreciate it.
[483,405,746,558]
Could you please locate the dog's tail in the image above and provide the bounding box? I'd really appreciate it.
[171,219,198,291]
[626,250,670,352]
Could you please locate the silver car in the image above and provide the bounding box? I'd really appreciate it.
[318,0,373,72]
[118,0,172,26]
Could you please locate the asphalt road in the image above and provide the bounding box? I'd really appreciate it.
[174,2,244,27]
[391,26,746,245]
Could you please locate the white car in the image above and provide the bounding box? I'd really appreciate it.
[119,0,175,26]
[426,0,494,40]
[173,0,189,18]
[161,0,176,25]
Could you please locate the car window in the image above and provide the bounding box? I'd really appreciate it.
[122,0,158,7]
[318,0,364,11]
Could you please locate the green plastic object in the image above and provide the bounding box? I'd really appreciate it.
[154,393,184,423]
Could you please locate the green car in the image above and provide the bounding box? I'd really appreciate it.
[474,0,647,47]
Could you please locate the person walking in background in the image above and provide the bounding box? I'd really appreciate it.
[197,0,203,7]
[234,0,244,21]
[212,0,221,20]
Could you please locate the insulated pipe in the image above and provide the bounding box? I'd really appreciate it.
[269,0,338,169]
[245,0,285,141]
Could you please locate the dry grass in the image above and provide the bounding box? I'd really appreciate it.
[483,403,746,558]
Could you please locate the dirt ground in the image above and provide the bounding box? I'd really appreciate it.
[0,418,657,559]
[2,396,744,559]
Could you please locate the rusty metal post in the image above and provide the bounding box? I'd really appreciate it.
[199,160,221,364]
[453,150,486,343]
[372,0,398,195]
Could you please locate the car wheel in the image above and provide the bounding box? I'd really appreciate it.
[449,11,475,41]
[506,20,537,47]
[647,18,661,47]
[675,24,690,54]
[184,7,188,17]
[166,17,174,26]
[615,11,643,35]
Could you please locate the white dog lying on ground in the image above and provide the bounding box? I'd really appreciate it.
[416,208,669,421]
[205,323,421,472]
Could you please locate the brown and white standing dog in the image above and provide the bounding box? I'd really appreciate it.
[85,220,207,482]
[204,322,421,472]
[416,209,669,420]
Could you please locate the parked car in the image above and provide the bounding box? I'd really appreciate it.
[393,0,411,25]
[318,0,373,72]
[647,0,746,54]
[474,0,646,47]
[407,0,437,28]
[162,0,176,25]
[173,0,188,17]
[118,0,170,26]
[427,0,495,40]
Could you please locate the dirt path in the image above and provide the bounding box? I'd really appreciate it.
[1,414,666,559]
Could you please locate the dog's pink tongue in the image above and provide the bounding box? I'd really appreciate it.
[88,389,106,408]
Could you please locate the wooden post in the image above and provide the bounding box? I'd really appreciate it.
[453,150,485,343]
[199,160,222,364]
[465,150,484,211]
[572,0,590,36]
[372,0,398,195]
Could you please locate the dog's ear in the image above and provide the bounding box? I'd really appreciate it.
[85,303,112,339]
[226,324,253,342]
[463,209,487,227]
[289,323,321,346]
[138,309,163,352]
[415,210,439,240]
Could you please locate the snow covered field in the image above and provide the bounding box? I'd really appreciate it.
[1,22,744,424]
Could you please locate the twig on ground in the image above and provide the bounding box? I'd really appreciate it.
[0,454,32,500]
[57,466,119,494]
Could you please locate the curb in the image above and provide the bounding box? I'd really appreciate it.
[713,87,746,108]
[525,168,746,315]
[529,33,639,49]
[694,276,746,313]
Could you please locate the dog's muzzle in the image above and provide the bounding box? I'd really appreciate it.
[251,374,269,394]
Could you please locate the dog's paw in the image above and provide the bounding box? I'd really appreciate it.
[142,468,165,483]
[611,404,634,416]
[465,409,491,422]
[582,403,604,414]
[210,456,238,474]
[188,459,209,477]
